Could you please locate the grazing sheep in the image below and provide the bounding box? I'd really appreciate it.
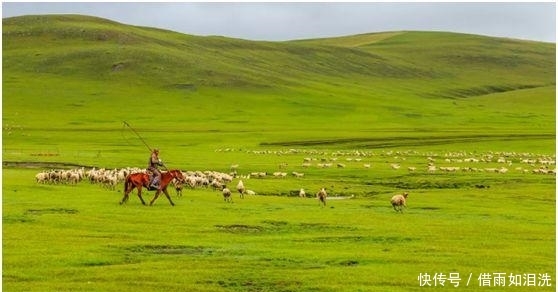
[67,171,81,185]
[35,172,48,184]
[391,192,409,212]
[245,190,256,196]
[101,174,118,190]
[236,180,245,198]
[316,188,327,206]
[172,178,184,196]
[211,180,224,191]
[222,187,232,203]
[427,165,436,173]
[292,171,304,178]
[299,188,306,198]
[250,172,267,178]
[273,172,287,178]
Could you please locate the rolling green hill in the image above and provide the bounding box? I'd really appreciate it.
[2,14,555,165]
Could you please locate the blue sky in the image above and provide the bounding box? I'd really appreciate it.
[2,2,556,42]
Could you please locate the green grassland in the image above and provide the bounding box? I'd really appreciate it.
[2,14,556,291]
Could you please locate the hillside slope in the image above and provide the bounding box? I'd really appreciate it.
[4,15,554,91]
[2,14,555,142]
[2,16,443,88]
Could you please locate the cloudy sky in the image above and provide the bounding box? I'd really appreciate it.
[2,2,556,43]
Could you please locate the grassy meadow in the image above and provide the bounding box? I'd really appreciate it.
[2,15,556,291]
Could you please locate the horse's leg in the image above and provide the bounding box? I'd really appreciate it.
[150,189,161,206]
[162,187,175,206]
[120,194,128,205]
[120,193,128,205]
[137,186,147,205]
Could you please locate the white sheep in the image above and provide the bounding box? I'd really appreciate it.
[427,165,436,173]
[292,171,304,178]
[222,187,232,203]
[273,172,287,178]
[68,171,81,185]
[245,190,256,196]
[211,180,224,190]
[35,172,48,184]
[236,180,245,198]
[391,192,409,212]
[299,188,306,198]
[316,188,327,206]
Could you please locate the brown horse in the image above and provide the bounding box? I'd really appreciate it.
[121,169,185,206]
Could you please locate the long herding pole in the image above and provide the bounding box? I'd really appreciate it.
[123,121,152,152]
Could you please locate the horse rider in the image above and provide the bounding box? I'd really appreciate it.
[148,148,164,189]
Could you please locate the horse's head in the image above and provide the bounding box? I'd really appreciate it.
[169,170,185,182]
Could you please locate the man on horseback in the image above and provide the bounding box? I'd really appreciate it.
[147,148,164,189]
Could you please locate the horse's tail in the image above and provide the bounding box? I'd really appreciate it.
[123,175,130,193]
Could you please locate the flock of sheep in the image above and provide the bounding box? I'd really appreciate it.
[240,148,557,175]
[35,167,139,188]
[33,166,337,208]
[35,167,237,191]
[33,149,554,212]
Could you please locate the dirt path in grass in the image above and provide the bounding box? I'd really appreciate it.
[2,161,95,169]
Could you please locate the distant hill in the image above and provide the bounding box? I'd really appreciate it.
[2,14,555,137]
